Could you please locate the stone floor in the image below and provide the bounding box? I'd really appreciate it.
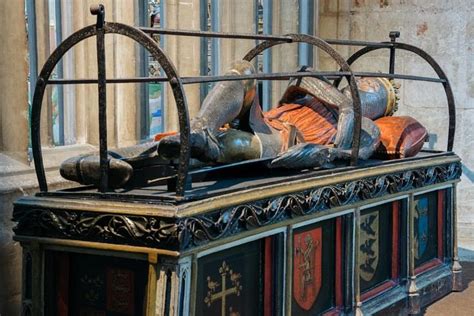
[424,245,474,315]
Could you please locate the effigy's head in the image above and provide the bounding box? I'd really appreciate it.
[354,77,400,117]
[228,60,257,112]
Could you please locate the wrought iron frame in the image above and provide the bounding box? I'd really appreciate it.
[30,4,456,198]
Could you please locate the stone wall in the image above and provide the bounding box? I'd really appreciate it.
[318,0,474,241]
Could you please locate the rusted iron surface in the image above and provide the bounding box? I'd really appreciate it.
[140,27,396,48]
[91,5,109,193]
[140,26,293,42]
[388,31,400,74]
[47,72,445,86]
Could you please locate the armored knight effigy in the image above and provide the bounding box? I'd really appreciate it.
[13,4,463,316]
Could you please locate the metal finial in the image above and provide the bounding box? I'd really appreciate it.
[90,4,105,29]
[389,31,400,42]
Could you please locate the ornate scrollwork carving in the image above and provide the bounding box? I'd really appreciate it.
[176,162,461,249]
[13,162,461,251]
[13,207,179,249]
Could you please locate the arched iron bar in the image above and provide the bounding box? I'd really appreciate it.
[31,22,190,196]
[243,34,363,166]
[332,42,455,151]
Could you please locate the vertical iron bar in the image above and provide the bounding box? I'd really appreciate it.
[388,31,400,74]
[91,4,109,192]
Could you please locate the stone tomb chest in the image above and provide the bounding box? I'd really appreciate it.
[13,155,463,315]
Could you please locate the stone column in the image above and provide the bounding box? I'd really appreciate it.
[35,0,54,146]
[163,0,201,132]
[112,1,138,147]
[317,0,352,71]
[271,0,299,107]
[0,1,29,311]
[61,0,77,145]
[0,4,29,315]
[219,0,257,71]
[72,0,89,145]
[0,0,29,161]
[80,0,117,148]
[72,0,139,148]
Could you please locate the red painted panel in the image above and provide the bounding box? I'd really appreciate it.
[293,227,323,311]
[415,258,443,275]
[360,280,396,302]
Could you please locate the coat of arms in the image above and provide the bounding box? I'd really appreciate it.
[414,197,429,259]
[359,212,379,282]
[293,227,322,310]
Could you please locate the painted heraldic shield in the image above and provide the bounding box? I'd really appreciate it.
[293,227,322,310]
[414,197,429,259]
[359,212,379,282]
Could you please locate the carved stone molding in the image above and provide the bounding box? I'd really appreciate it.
[13,208,180,249]
[13,162,461,251]
[178,162,461,249]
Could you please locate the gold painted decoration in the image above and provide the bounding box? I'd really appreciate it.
[293,227,323,310]
[204,261,243,316]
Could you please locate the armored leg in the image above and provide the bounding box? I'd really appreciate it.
[159,60,258,162]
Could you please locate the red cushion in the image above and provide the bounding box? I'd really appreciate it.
[374,116,428,159]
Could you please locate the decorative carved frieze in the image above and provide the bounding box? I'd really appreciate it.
[13,162,461,251]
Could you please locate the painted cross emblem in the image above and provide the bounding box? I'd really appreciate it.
[204,261,242,316]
